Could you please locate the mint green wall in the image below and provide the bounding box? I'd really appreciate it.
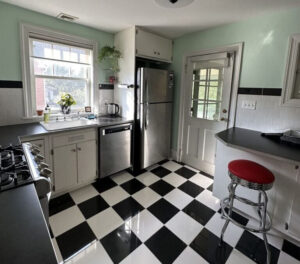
[0,2,113,81]
[171,7,300,150]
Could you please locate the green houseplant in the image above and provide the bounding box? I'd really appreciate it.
[98,46,122,82]
[57,93,76,114]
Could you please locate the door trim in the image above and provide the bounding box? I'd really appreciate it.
[177,43,244,162]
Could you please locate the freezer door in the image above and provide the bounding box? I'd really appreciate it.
[140,68,173,103]
[141,102,172,169]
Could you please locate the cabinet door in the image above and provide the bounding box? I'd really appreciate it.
[53,144,77,193]
[77,140,97,184]
[136,29,172,62]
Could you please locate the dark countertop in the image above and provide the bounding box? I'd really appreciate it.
[0,184,57,264]
[216,127,300,163]
[0,117,133,146]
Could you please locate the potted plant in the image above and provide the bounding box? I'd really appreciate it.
[57,93,76,114]
[98,46,122,83]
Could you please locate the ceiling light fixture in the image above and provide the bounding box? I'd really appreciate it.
[155,0,194,8]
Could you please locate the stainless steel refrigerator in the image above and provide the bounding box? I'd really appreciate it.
[136,67,174,169]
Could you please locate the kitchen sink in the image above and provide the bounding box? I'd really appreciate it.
[40,118,98,131]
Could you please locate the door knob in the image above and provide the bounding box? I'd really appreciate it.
[222,109,227,113]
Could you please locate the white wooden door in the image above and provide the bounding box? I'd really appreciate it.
[77,140,97,184]
[182,52,234,175]
[53,144,77,192]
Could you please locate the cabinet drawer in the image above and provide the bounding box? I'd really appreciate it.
[53,129,96,148]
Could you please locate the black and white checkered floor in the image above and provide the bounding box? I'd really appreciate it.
[49,160,300,264]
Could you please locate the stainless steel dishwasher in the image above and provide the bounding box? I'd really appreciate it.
[99,123,132,178]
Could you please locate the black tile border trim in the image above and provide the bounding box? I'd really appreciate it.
[0,80,23,88]
[99,83,114,90]
[238,87,282,96]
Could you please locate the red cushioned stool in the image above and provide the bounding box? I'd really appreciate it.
[220,160,275,264]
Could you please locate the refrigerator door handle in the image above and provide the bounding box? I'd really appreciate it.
[144,103,149,130]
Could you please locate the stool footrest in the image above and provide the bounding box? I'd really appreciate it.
[221,198,271,233]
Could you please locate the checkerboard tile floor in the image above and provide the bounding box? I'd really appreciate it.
[49,160,300,264]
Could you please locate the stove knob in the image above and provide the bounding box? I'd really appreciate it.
[38,162,49,170]
[40,168,52,178]
[31,148,40,155]
[34,154,45,163]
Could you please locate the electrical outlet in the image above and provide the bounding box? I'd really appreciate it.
[242,100,256,110]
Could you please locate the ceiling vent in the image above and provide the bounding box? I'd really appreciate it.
[155,0,194,8]
[57,13,78,22]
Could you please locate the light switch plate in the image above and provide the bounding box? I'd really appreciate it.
[242,100,256,110]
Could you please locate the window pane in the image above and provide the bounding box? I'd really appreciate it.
[53,44,70,60]
[53,61,70,77]
[70,64,88,78]
[33,58,53,76]
[35,78,87,109]
[32,40,52,58]
[207,103,219,120]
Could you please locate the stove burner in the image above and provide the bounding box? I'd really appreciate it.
[0,172,14,186]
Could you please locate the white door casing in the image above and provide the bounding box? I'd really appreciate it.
[181,51,236,175]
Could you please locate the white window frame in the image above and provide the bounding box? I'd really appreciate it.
[282,34,300,107]
[20,23,98,118]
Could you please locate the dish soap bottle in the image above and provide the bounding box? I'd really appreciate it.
[44,104,51,123]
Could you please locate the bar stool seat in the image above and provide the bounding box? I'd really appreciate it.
[220,159,275,264]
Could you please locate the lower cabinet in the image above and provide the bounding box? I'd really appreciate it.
[51,129,98,195]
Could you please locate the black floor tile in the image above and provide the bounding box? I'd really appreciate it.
[78,195,109,219]
[178,181,204,198]
[200,170,214,179]
[151,166,171,178]
[113,197,144,220]
[183,200,215,225]
[126,168,147,177]
[149,180,174,196]
[145,226,186,264]
[148,198,179,224]
[158,159,169,165]
[92,177,117,193]
[49,193,75,216]
[175,167,197,179]
[56,222,96,260]
[100,224,142,263]
[190,228,232,264]
[218,208,249,226]
[207,184,213,192]
[282,239,300,261]
[121,178,146,195]
[236,231,280,264]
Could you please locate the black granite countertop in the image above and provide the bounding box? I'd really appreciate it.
[216,127,300,163]
[0,184,57,264]
[0,117,133,146]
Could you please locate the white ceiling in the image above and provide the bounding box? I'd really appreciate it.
[3,0,300,38]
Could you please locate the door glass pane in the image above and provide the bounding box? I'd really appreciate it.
[190,65,224,121]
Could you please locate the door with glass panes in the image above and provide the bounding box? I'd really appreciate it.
[182,52,234,175]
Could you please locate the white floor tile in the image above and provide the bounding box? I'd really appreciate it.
[277,251,300,264]
[127,210,163,242]
[65,241,113,264]
[136,171,160,186]
[50,206,85,237]
[196,189,220,211]
[163,173,187,187]
[173,247,208,264]
[164,188,193,210]
[111,171,134,185]
[51,238,63,264]
[189,174,213,189]
[120,244,161,264]
[101,186,130,206]
[161,160,182,171]
[70,185,99,204]
[225,249,256,264]
[205,212,244,248]
[166,211,203,244]
[183,165,200,173]
[87,207,123,239]
[132,187,161,208]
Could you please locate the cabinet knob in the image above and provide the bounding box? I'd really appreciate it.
[71,149,76,152]
[77,147,82,151]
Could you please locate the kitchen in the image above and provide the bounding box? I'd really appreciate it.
[0,0,300,263]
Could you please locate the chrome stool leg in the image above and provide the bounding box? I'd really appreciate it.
[261,191,271,264]
[220,181,237,244]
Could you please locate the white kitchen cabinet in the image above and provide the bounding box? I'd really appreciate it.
[77,140,97,184]
[51,128,97,195]
[53,144,78,193]
[135,28,173,62]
